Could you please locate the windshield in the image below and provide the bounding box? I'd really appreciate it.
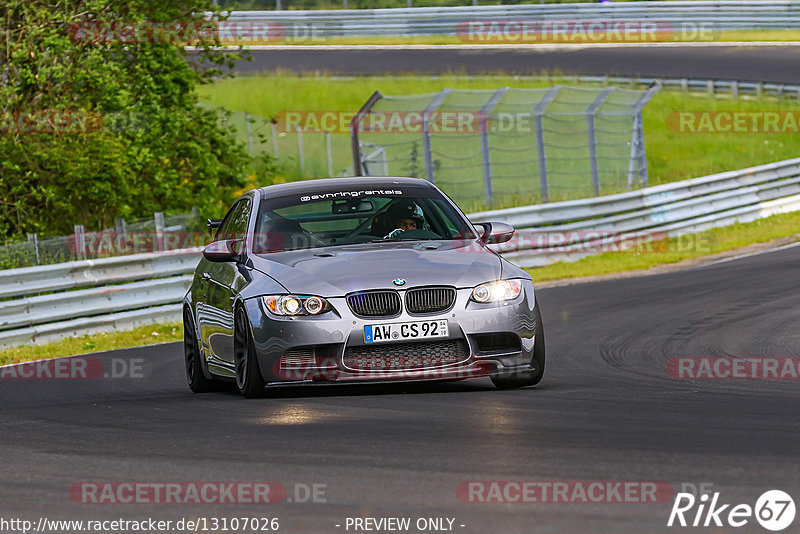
[252,190,476,253]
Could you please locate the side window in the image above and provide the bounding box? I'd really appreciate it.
[215,199,252,242]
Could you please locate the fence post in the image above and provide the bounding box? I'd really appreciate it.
[298,126,305,174]
[478,87,509,206]
[350,91,384,176]
[627,83,661,189]
[533,85,562,203]
[421,89,452,183]
[587,87,614,196]
[154,212,165,252]
[731,80,739,99]
[271,123,279,156]
[74,225,85,260]
[245,112,253,154]
[707,80,715,97]
[27,233,40,266]
[326,131,333,177]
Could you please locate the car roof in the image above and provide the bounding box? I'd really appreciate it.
[257,176,434,199]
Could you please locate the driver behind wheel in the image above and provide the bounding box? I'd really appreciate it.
[384,200,425,239]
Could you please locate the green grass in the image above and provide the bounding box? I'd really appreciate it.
[525,210,800,283]
[197,72,800,211]
[0,322,183,365]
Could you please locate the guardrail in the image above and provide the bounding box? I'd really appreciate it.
[472,157,800,266]
[3,157,800,348]
[0,252,201,348]
[227,1,800,36]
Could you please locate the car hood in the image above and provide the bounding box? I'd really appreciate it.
[248,240,502,296]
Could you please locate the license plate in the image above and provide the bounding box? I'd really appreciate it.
[364,320,449,343]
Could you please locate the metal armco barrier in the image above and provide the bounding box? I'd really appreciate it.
[473,157,800,266]
[226,1,800,37]
[0,252,201,348]
[3,157,800,347]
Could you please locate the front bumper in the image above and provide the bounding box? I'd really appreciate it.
[243,280,538,386]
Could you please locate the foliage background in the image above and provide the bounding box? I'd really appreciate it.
[0,0,278,239]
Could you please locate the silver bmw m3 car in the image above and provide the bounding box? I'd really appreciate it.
[183,177,545,397]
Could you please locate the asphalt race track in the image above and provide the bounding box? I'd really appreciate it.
[2,245,799,533]
[231,44,800,82]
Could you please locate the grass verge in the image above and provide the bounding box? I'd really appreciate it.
[0,322,183,366]
[525,210,800,283]
[197,71,800,196]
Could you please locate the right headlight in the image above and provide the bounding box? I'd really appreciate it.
[471,280,523,303]
[262,295,332,316]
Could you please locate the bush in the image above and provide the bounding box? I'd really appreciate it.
[0,0,256,239]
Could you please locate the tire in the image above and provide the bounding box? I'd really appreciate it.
[234,306,267,398]
[184,307,218,393]
[491,299,546,389]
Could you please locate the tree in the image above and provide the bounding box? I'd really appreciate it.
[0,0,252,237]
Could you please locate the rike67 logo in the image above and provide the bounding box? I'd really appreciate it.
[668,489,795,531]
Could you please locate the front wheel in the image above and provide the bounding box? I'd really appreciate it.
[184,307,218,393]
[234,306,267,398]
[491,299,546,389]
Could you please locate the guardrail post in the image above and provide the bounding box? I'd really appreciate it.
[421,89,452,184]
[707,80,715,97]
[326,131,333,177]
[478,87,509,206]
[533,85,562,203]
[74,225,85,260]
[27,233,40,266]
[731,81,739,99]
[154,212,165,252]
[586,87,614,196]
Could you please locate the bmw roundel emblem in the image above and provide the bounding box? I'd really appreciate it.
[393,278,406,286]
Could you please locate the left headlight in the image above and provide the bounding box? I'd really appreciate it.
[262,295,332,316]
[471,280,523,303]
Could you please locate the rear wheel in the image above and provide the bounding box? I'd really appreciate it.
[234,306,266,398]
[491,299,546,389]
[184,307,218,393]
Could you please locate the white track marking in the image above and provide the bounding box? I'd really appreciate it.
[186,42,800,51]
[697,240,800,268]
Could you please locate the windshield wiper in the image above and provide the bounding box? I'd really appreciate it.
[368,238,425,243]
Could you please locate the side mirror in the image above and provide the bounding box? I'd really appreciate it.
[206,218,223,238]
[478,222,515,244]
[203,239,242,263]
